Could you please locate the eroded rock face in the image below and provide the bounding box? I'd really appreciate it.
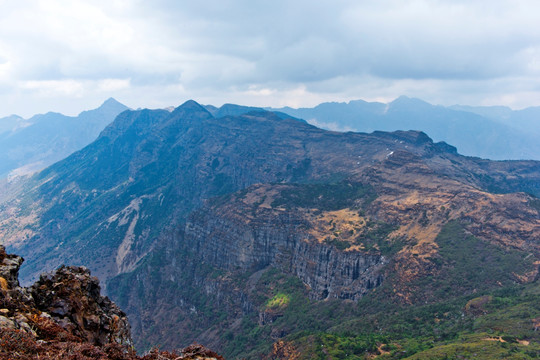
[185,206,386,301]
[290,241,385,300]
[30,265,132,347]
[0,247,23,289]
[0,245,132,347]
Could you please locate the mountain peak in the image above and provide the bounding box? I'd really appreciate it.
[390,95,430,106]
[96,97,129,112]
[171,100,214,119]
[102,97,122,106]
[387,96,435,114]
[176,99,206,111]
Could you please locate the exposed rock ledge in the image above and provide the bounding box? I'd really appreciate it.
[0,245,223,359]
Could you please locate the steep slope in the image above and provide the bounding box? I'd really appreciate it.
[272,96,540,160]
[0,98,129,179]
[0,102,471,283]
[1,100,539,358]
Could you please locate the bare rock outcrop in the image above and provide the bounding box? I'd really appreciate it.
[0,247,23,289]
[30,265,132,347]
[0,245,222,359]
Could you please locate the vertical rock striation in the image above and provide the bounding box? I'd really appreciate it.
[184,208,386,301]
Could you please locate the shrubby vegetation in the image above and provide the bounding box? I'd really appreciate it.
[270,181,376,211]
[221,222,540,359]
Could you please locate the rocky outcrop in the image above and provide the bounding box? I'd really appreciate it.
[0,246,23,289]
[30,265,132,346]
[0,245,222,359]
[0,245,133,356]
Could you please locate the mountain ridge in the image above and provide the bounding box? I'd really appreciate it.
[0,100,539,358]
[270,96,540,160]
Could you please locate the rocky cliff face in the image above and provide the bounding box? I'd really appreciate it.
[107,170,540,356]
[184,200,386,301]
[183,163,540,303]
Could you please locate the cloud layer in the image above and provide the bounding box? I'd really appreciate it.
[1,0,540,116]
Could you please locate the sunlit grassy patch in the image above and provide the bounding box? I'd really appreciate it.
[266,293,290,309]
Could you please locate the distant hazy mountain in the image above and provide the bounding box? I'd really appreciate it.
[448,104,514,122]
[272,96,540,160]
[0,114,28,135]
[451,104,540,136]
[204,103,264,118]
[0,98,129,179]
[205,103,304,122]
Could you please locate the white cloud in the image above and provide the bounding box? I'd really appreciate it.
[19,79,85,97]
[98,78,131,92]
[0,60,11,82]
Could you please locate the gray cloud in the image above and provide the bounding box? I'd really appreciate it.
[1,0,540,116]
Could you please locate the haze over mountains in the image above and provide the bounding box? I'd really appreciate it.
[0,99,539,358]
[271,96,540,161]
[0,98,129,179]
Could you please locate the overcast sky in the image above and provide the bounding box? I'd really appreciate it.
[1,0,540,117]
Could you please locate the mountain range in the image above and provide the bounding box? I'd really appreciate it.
[0,100,539,358]
[271,96,540,160]
[0,98,129,180]
[2,95,539,184]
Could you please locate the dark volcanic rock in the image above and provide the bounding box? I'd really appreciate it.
[30,265,132,346]
[0,246,23,289]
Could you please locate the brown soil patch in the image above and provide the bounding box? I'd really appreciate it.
[305,208,366,244]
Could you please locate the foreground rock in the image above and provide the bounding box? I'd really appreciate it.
[0,245,223,359]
